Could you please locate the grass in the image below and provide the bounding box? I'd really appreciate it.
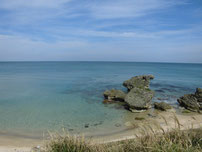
[43,129,202,152]
[42,117,202,152]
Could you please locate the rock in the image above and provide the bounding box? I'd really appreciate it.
[84,124,89,128]
[148,113,157,118]
[195,88,202,110]
[115,123,121,127]
[177,88,202,112]
[93,121,103,126]
[103,75,155,112]
[195,88,202,102]
[103,99,113,104]
[123,75,154,91]
[177,94,200,112]
[154,102,172,111]
[125,87,154,110]
[103,89,126,102]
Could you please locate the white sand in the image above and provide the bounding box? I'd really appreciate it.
[0,109,201,152]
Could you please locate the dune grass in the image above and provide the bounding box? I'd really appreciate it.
[43,116,202,152]
[43,127,202,152]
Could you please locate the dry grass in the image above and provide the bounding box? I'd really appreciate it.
[42,116,202,152]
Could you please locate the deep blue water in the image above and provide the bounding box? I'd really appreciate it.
[0,62,201,136]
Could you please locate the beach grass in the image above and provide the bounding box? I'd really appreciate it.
[43,125,202,152]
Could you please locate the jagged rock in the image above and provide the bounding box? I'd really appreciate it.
[103,89,126,102]
[154,102,172,111]
[178,88,202,112]
[124,88,154,111]
[177,94,200,112]
[103,75,155,112]
[123,75,154,91]
[195,88,202,102]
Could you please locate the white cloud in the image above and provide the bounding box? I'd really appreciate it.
[35,26,196,40]
[0,0,187,26]
[0,0,201,63]
[0,0,71,9]
[0,0,72,25]
[0,33,202,63]
[87,0,187,19]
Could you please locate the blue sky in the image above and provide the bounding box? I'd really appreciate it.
[0,0,202,63]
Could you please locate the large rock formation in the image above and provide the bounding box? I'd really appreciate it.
[103,75,155,112]
[103,89,126,102]
[123,75,154,91]
[124,88,154,110]
[195,88,202,102]
[177,88,202,112]
[123,75,154,112]
[195,88,202,109]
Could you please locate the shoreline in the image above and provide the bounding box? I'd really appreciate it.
[91,109,202,144]
[0,109,201,152]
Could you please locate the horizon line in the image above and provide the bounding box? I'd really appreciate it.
[0,61,202,64]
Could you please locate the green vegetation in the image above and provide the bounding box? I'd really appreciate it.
[182,109,192,113]
[43,127,202,152]
[135,117,145,120]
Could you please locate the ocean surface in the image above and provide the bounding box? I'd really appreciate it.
[0,62,202,137]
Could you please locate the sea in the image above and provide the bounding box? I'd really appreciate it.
[0,62,201,138]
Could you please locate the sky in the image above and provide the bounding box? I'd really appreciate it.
[0,0,202,63]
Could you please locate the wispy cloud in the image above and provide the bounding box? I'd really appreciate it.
[0,0,201,62]
[87,0,187,19]
[0,0,71,9]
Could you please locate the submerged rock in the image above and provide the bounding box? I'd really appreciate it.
[84,124,89,128]
[154,102,172,111]
[125,88,154,111]
[103,89,126,102]
[177,94,200,112]
[115,123,121,127]
[123,75,154,91]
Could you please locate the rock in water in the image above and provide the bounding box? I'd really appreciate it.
[195,88,202,103]
[177,88,202,112]
[177,94,200,112]
[103,75,155,112]
[103,89,126,102]
[123,75,154,91]
[125,88,154,110]
[154,102,172,111]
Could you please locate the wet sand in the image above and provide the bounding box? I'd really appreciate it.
[92,109,202,143]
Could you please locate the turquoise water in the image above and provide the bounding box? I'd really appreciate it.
[0,62,202,137]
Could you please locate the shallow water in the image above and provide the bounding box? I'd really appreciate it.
[0,62,201,137]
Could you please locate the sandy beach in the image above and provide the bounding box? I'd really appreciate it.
[0,108,201,152]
